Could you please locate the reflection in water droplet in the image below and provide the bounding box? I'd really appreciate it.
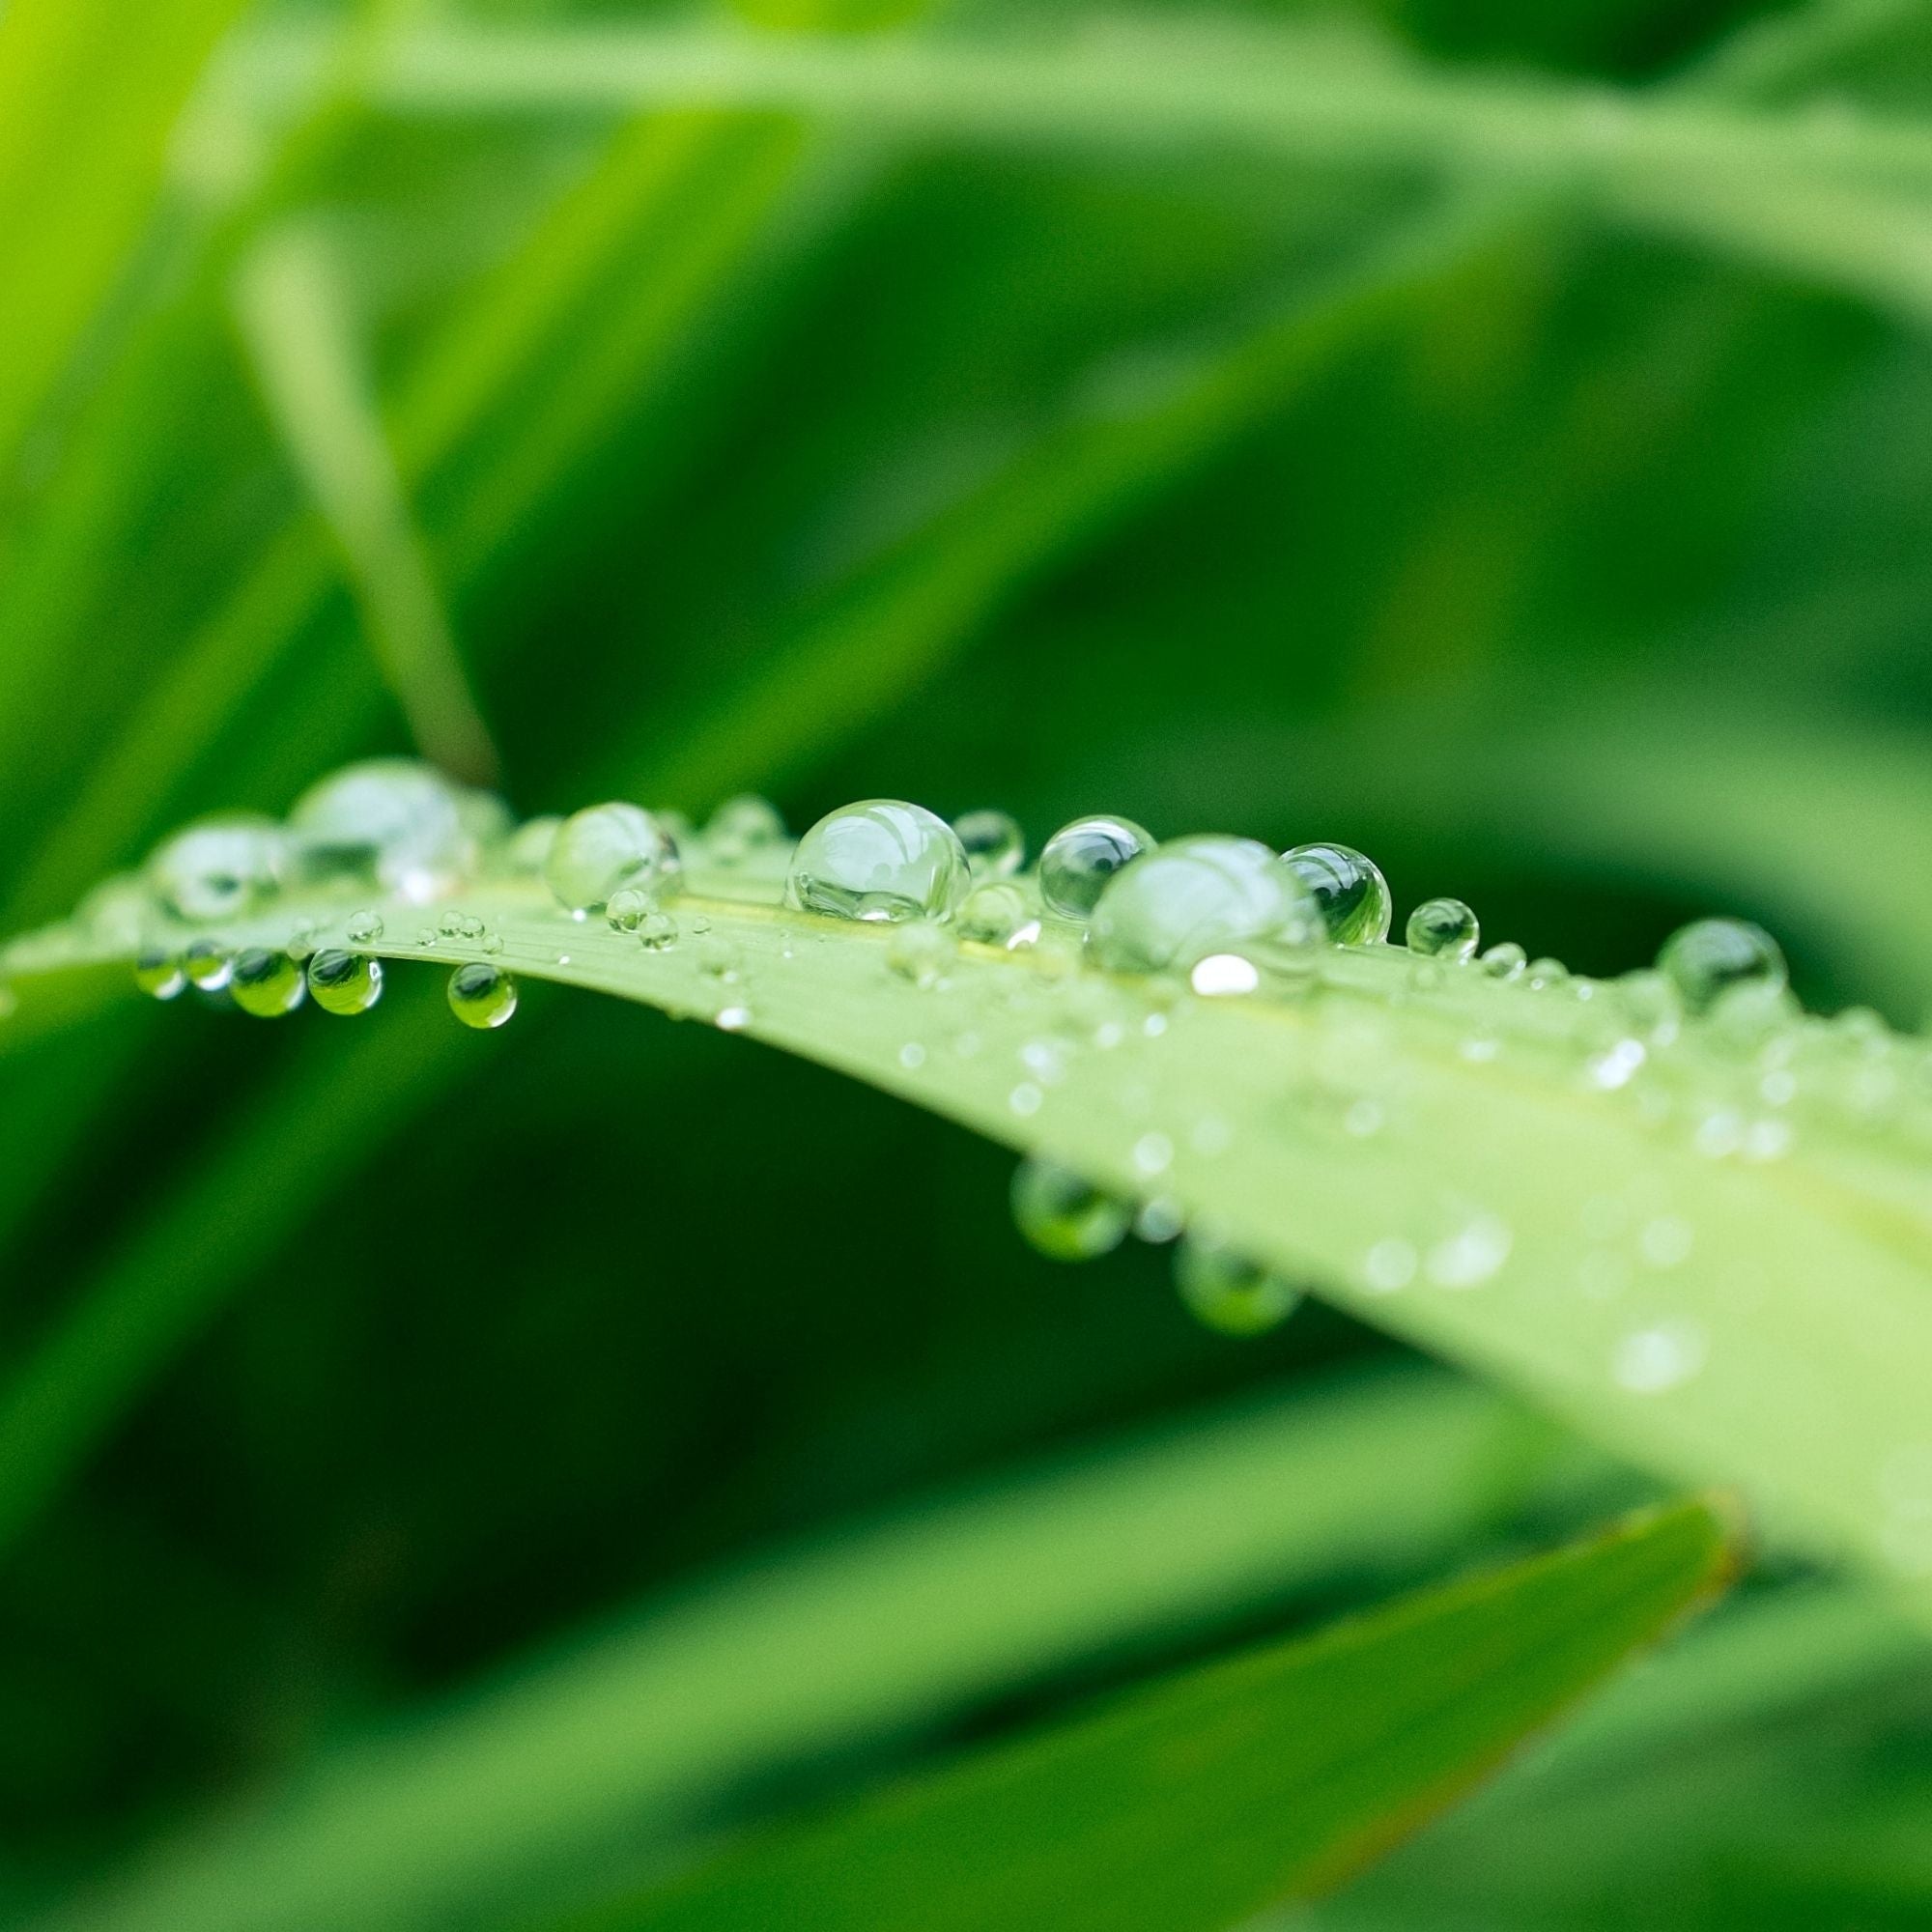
[953,809,1025,879]
[786,800,970,923]
[1280,842,1390,944]
[1038,814,1153,921]
[183,939,232,992]
[1010,1157,1130,1261]
[148,816,287,923]
[1089,836,1319,976]
[230,947,305,1018]
[133,951,185,1001]
[307,949,383,1016]
[1480,942,1526,981]
[1176,1231,1302,1336]
[1658,917,1785,1014]
[448,961,518,1029]
[1406,896,1479,961]
[290,760,476,899]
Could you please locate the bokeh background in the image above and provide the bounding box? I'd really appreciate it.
[4,0,1932,1925]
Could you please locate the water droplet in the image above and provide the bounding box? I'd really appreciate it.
[696,937,740,980]
[346,908,384,944]
[1175,1231,1302,1336]
[1008,1082,1043,1117]
[506,815,562,872]
[1612,1320,1706,1394]
[637,910,677,952]
[448,961,518,1029]
[1362,1236,1417,1293]
[544,802,681,914]
[897,1040,926,1069]
[1526,956,1570,991]
[884,921,952,987]
[705,794,786,864]
[132,950,185,1001]
[785,800,969,923]
[1586,1038,1646,1090]
[229,947,305,1018]
[1088,836,1319,976]
[1406,896,1479,961]
[952,809,1025,879]
[1280,842,1390,944]
[307,949,383,1016]
[1134,1197,1184,1243]
[1132,1130,1174,1177]
[955,882,1037,948]
[1426,1215,1512,1289]
[1658,917,1785,1015]
[1010,1157,1130,1262]
[606,886,659,933]
[438,908,467,938]
[1038,814,1154,920]
[147,815,287,922]
[182,939,232,992]
[289,759,477,900]
[1480,941,1526,981]
[715,1005,751,1032]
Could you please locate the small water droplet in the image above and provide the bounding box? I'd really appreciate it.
[1190,952,1261,997]
[1131,1130,1174,1177]
[1038,814,1154,921]
[1280,842,1390,944]
[346,909,384,944]
[1406,896,1479,961]
[307,949,383,1016]
[696,937,740,980]
[1362,1236,1417,1293]
[1658,917,1785,1015]
[785,800,969,923]
[1526,956,1570,991]
[1175,1230,1301,1336]
[705,794,786,865]
[448,961,518,1029]
[1008,1082,1043,1117]
[955,881,1037,948]
[606,886,659,933]
[637,910,677,952]
[182,938,232,991]
[715,1004,751,1032]
[1612,1320,1706,1394]
[897,1040,926,1069]
[439,908,467,938]
[1010,1157,1129,1261]
[887,921,955,987]
[1426,1215,1512,1289]
[1134,1196,1184,1243]
[133,950,185,1001]
[952,808,1025,879]
[1479,941,1526,981]
[229,947,305,1018]
[544,802,681,913]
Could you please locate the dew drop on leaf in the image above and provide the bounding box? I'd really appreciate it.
[1406,895,1480,961]
[1657,917,1786,1015]
[1480,941,1527,981]
[182,938,232,992]
[544,803,681,913]
[1010,1157,1130,1262]
[1037,813,1152,921]
[1088,836,1318,976]
[306,949,383,1017]
[447,961,518,1029]
[147,815,286,923]
[887,921,954,986]
[289,760,476,900]
[1279,841,1390,945]
[785,800,970,923]
[1175,1231,1302,1337]
[229,947,305,1018]
[132,950,185,1001]
[953,808,1025,879]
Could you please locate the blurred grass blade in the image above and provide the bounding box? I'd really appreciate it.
[0,0,243,477]
[573,1500,1734,1932]
[232,221,497,783]
[21,1366,1620,1932]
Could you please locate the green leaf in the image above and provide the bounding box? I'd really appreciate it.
[563,1498,1734,1932]
[2,849,1925,1611]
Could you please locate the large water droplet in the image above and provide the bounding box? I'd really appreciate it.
[953,809,1025,879]
[1175,1231,1302,1336]
[1406,896,1479,961]
[229,947,305,1018]
[1037,814,1152,920]
[307,949,383,1016]
[289,760,477,900]
[448,961,518,1029]
[1280,842,1390,944]
[544,802,681,913]
[785,800,969,923]
[1657,917,1785,1015]
[147,816,287,922]
[1088,835,1319,976]
[1010,1157,1130,1261]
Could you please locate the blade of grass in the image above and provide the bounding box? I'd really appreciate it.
[14,1372,1636,1932]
